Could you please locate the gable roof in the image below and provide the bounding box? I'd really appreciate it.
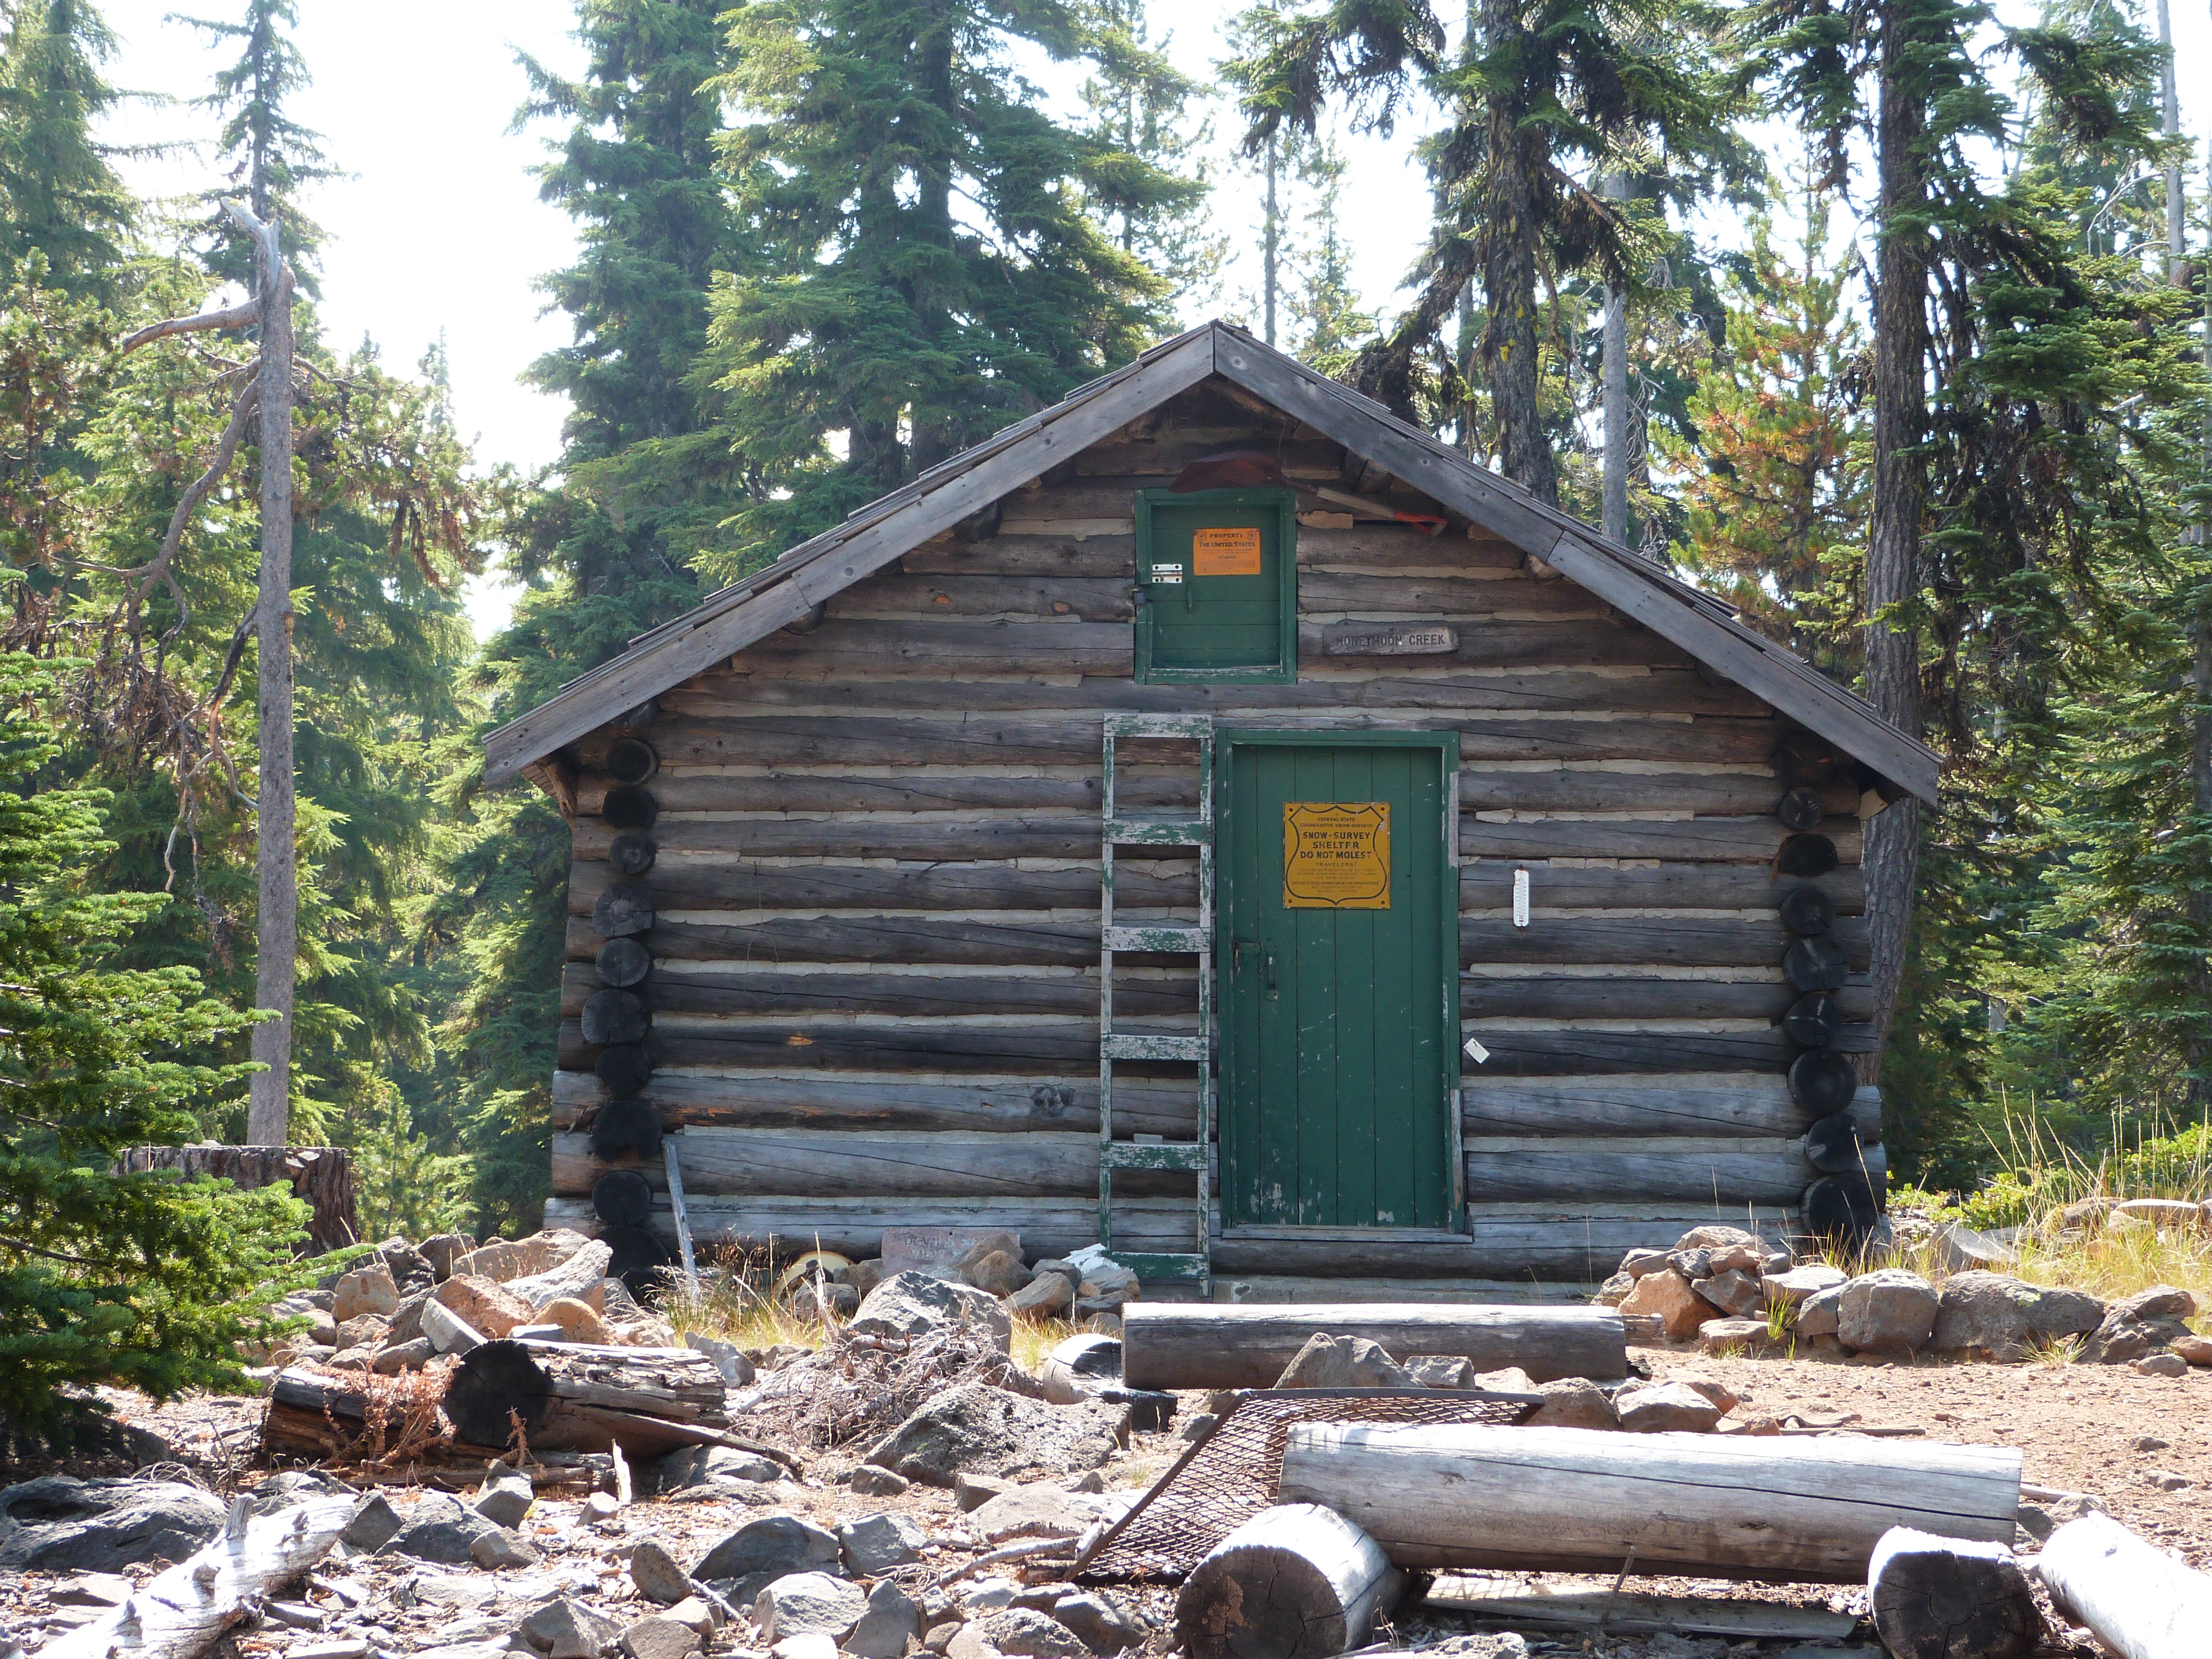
[484,321,1939,805]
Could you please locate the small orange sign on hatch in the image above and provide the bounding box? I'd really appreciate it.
[1192,526,1262,576]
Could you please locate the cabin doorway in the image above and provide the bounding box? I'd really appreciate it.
[1217,732,1459,1232]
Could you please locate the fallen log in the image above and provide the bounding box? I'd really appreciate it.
[1275,1422,2022,1583]
[1867,1525,2039,1659]
[1174,1504,1403,1659]
[2040,1512,2212,1659]
[1121,1303,1626,1389]
[45,1496,354,1659]
[1422,1582,1858,1641]
[442,1338,771,1459]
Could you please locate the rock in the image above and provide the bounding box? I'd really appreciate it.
[1620,1267,1712,1340]
[421,1295,486,1355]
[963,1582,1020,1613]
[538,1296,612,1344]
[422,1233,472,1280]
[1930,1272,2105,1360]
[956,1473,1013,1511]
[1619,1248,1670,1279]
[1613,1381,1723,1433]
[2082,1285,2199,1364]
[1405,1354,1474,1388]
[1692,1269,1762,1317]
[1081,1312,1122,1337]
[583,1490,622,1522]
[837,1258,889,1296]
[507,1241,615,1313]
[1273,1332,1411,1387]
[1675,1224,1761,1254]
[2172,1333,2212,1366]
[976,1610,1089,1659]
[1666,1249,1712,1283]
[842,1464,909,1498]
[453,1230,593,1285]
[864,1383,1123,1486]
[848,1580,925,1659]
[684,1332,755,1385]
[333,1261,401,1323]
[327,1346,374,1371]
[1049,1592,1144,1656]
[773,1636,841,1659]
[839,1511,927,1573]
[470,1526,542,1569]
[852,1271,1013,1350]
[960,1247,1033,1297]
[755,1573,867,1643]
[342,1492,403,1551]
[1595,1271,1634,1305]
[388,1291,432,1346]
[2135,1353,2190,1378]
[964,1486,1087,1542]
[941,1626,992,1659]
[1762,1264,1847,1307]
[703,1446,785,1483]
[1006,1273,1075,1320]
[1468,1366,1536,1392]
[0,1475,226,1570]
[693,1514,842,1582]
[1674,1376,1739,1413]
[374,1337,436,1374]
[1837,1269,1939,1354]
[337,1313,391,1348]
[521,1598,624,1659]
[618,1617,700,1659]
[1699,1317,1776,1355]
[630,1540,693,1605]
[2145,1469,2193,1490]
[1525,1377,1618,1431]
[380,1494,502,1565]
[473,1462,535,1528]
[664,1598,721,1640]
[1929,1221,2019,1274]
[1176,1412,1217,1442]
[434,1274,535,1340]
[51,1571,134,1606]
[2114,1198,2204,1230]
[1705,1240,1767,1276]
[1796,1283,1845,1338]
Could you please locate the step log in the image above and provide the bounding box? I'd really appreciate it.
[1119,1302,1628,1389]
[1867,1526,2040,1659]
[1174,1504,1404,1659]
[2040,1511,2212,1659]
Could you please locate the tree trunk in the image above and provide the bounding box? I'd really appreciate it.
[1477,0,1556,507]
[2041,1512,2212,1659]
[246,212,297,1149]
[1860,0,1932,1067]
[116,1145,355,1253]
[2191,139,2212,1112]
[1120,1303,1626,1390]
[1175,1505,1402,1659]
[1274,1422,2022,1583]
[1866,1525,2039,1659]
[1600,176,1630,547]
[1264,134,1280,348]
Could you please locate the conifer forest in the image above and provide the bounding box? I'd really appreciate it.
[3,0,2211,1345]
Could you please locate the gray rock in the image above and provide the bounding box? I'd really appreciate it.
[1273,1333,1410,1388]
[957,1473,1013,1512]
[864,1383,1123,1487]
[618,1617,699,1659]
[754,1572,866,1642]
[387,1290,432,1347]
[1524,1377,1619,1431]
[378,1237,437,1293]
[520,1598,624,1659]
[791,1281,860,1321]
[1176,1412,1217,1442]
[664,1598,722,1639]
[472,1462,535,1528]
[342,1491,403,1551]
[2136,1354,2190,1379]
[1619,1248,1670,1279]
[0,1476,226,1571]
[1761,1264,1847,1307]
[1837,1269,1939,1354]
[1006,1274,1075,1319]
[964,1486,1086,1542]
[1692,1269,1762,1317]
[692,1514,841,1582]
[421,1232,472,1280]
[630,1540,693,1605]
[848,1465,910,1498]
[851,1271,1013,1352]
[1613,1381,1723,1433]
[1049,1592,1145,1656]
[683,1332,755,1386]
[51,1572,133,1608]
[379,1494,502,1565]
[1405,1355,1474,1389]
[374,1337,436,1374]
[839,1510,927,1574]
[1796,1282,1845,1338]
[2083,1285,2199,1364]
[469,1526,542,1569]
[1666,1248,1713,1282]
[333,1261,401,1323]
[959,1249,1031,1298]
[1930,1272,2104,1360]
[847,1580,924,1659]
[976,1609,1089,1658]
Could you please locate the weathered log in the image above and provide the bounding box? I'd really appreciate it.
[1790,1049,1859,1112]
[1461,1136,1813,1204]
[1274,1422,2022,1582]
[43,1494,356,1659]
[1462,1076,1881,1141]
[1457,1027,1875,1076]
[608,831,658,877]
[542,1193,1206,1259]
[1463,915,1871,971]
[442,1339,732,1456]
[116,1145,357,1253]
[1462,863,1864,915]
[606,737,659,786]
[1462,815,1861,867]
[593,1169,654,1227]
[2041,1511,2212,1659]
[567,915,1102,969]
[1784,992,1844,1046]
[1459,771,1855,817]
[602,786,658,830]
[1776,833,1838,876]
[1803,1172,1881,1241]
[581,988,651,1046]
[589,1097,663,1161]
[1866,1525,2039,1659]
[1785,934,1851,990]
[592,885,655,939]
[564,961,1194,1022]
[1119,1303,1627,1389]
[1778,787,1826,831]
[1175,1505,1404,1659]
[595,936,653,989]
[1804,1113,1867,1173]
[1778,884,1836,933]
[1459,977,1872,1024]
[559,1018,1103,1074]
[595,1044,654,1097]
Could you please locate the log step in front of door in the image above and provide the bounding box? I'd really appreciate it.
[1119,1302,1629,1389]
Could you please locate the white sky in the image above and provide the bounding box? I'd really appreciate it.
[91,0,2211,639]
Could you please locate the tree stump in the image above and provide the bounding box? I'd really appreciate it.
[1175,1504,1401,1659]
[1867,1526,2039,1659]
[116,1145,357,1253]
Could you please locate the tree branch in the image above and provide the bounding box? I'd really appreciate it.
[0,1233,102,1269]
[119,299,261,354]
[133,378,260,629]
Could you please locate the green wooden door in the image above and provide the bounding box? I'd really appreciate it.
[1218,734,1459,1229]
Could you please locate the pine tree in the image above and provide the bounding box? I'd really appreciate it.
[1081,0,1220,307]
[0,648,309,1434]
[695,0,1187,572]
[1282,137,1378,374]
[0,0,134,302]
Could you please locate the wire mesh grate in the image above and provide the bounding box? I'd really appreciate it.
[1074,1389,1537,1584]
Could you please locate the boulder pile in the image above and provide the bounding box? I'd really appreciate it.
[1600,1224,2209,1372]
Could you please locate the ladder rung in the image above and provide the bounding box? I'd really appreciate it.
[1102,1033,1206,1062]
[1105,714,1213,737]
[1104,926,1206,953]
[1111,1252,1211,1282]
[1105,818,1207,846]
[1102,1142,1208,1171]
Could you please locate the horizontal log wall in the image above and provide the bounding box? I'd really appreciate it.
[547,378,1886,1280]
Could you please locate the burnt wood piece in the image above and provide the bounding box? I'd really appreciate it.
[1776,833,1840,877]
[116,1145,358,1253]
[589,1097,664,1162]
[592,886,655,940]
[1774,730,1844,785]
[596,1044,654,1097]
[602,787,659,830]
[1790,1050,1860,1114]
[1778,787,1827,831]
[1783,992,1845,1047]
[1778,884,1837,935]
[581,988,651,1046]
[601,1226,672,1297]
[607,738,659,786]
[595,937,653,989]
[442,1338,728,1454]
[593,1168,654,1228]
[1784,934,1852,990]
[608,833,658,877]
[1804,1172,1881,1243]
[1804,1114,1867,1175]
[1866,1526,2040,1659]
[1175,1505,1404,1659]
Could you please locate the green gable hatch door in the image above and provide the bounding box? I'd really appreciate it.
[1134,488,1297,682]
[1217,733,1459,1230]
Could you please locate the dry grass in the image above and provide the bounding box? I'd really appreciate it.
[1011,1313,1083,1371]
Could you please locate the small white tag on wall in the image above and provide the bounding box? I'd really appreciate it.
[1463,1036,1490,1064]
[1512,867,1531,928]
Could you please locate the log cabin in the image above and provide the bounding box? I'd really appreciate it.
[483,321,1939,1301]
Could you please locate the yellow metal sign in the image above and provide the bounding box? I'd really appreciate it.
[1192,526,1263,576]
[1282,801,1391,908]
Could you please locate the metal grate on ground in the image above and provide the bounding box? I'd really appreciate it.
[1073,1388,1540,1584]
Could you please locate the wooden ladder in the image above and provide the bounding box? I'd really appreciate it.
[1098,713,1213,1292]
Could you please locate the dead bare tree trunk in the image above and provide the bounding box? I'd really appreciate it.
[1600,175,1631,549]
[230,202,298,1149]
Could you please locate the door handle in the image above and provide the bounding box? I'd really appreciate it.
[1265,951,1279,996]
